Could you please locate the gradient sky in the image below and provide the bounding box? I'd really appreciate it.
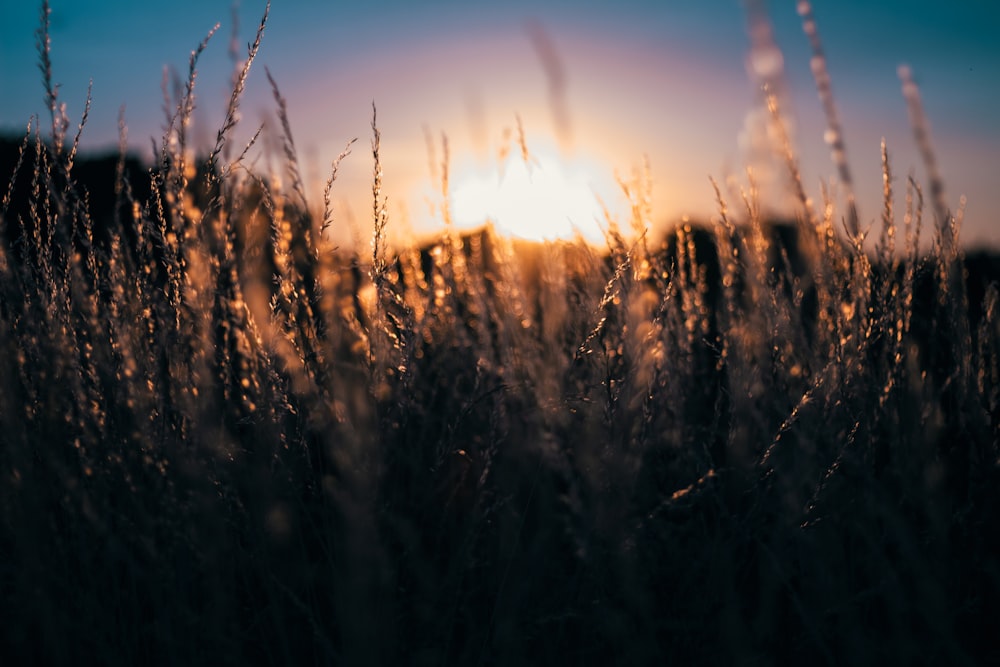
[2,1,998,247]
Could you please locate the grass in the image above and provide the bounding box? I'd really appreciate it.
[1,1,998,665]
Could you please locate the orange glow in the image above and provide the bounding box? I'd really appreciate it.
[450,146,611,244]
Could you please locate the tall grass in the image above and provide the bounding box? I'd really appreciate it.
[1,2,998,665]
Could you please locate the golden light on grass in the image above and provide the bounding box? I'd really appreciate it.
[451,145,609,244]
[5,3,1000,664]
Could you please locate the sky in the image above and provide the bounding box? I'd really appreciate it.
[2,1,998,248]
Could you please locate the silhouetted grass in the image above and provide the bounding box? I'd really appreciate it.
[1,2,998,665]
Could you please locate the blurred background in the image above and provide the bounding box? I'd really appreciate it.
[2,0,998,247]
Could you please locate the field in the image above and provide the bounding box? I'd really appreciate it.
[2,2,999,665]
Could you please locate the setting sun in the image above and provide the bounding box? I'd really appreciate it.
[451,147,610,244]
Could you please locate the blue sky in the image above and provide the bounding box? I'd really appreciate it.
[2,1,998,247]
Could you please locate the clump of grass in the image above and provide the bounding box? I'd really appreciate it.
[1,2,998,665]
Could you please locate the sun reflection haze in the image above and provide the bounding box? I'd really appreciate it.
[450,146,611,244]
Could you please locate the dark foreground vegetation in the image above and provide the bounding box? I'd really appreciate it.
[2,3,999,665]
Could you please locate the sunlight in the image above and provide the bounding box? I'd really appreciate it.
[451,148,609,244]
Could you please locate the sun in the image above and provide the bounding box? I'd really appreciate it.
[450,148,610,244]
